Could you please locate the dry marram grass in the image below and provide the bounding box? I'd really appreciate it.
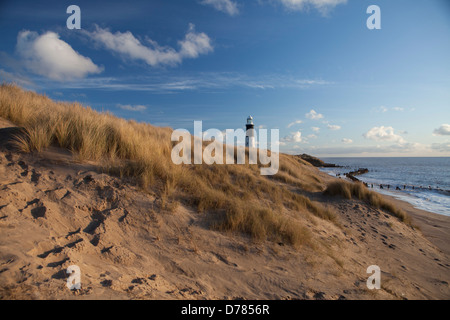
[1,83,408,248]
[323,180,412,224]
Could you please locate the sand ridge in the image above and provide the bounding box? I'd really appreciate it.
[0,118,449,300]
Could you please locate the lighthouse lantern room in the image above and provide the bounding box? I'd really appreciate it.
[245,116,256,148]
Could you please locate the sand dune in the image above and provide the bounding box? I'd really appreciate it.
[0,117,449,300]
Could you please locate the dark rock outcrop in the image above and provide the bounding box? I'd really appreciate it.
[344,168,369,183]
[348,168,369,176]
[298,154,340,168]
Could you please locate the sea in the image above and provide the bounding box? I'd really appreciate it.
[319,157,450,217]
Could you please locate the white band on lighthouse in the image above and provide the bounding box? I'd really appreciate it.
[246,115,256,149]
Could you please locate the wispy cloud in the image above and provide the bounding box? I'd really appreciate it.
[200,0,240,16]
[341,138,353,144]
[117,104,147,112]
[0,68,34,87]
[38,73,331,93]
[375,106,388,113]
[284,142,432,156]
[431,142,450,152]
[276,0,347,15]
[327,124,341,131]
[374,106,406,113]
[287,120,302,128]
[85,24,213,67]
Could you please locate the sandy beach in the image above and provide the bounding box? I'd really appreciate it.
[0,116,449,300]
[386,196,450,257]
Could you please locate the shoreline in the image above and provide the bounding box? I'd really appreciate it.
[384,194,450,257]
[317,162,449,218]
[317,167,450,259]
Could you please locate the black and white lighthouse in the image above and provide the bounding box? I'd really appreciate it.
[245,115,256,148]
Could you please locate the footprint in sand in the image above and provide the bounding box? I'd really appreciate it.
[18,160,27,170]
[31,169,41,184]
[18,161,29,177]
[213,253,238,267]
[101,279,113,287]
[46,257,70,268]
[31,206,46,219]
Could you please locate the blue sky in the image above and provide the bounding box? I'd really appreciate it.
[1,0,449,156]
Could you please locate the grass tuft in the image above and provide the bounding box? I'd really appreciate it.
[324,180,412,224]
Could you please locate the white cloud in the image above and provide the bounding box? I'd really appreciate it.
[393,107,404,112]
[86,24,213,67]
[16,30,102,81]
[277,0,347,14]
[200,0,239,16]
[433,124,450,136]
[117,104,146,112]
[307,134,317,139]
[305,109,323,120]
[341,138,353,144]
[363,126,406,144]
[327,124,341,131]
[179,24,215,59]
[282,131,302,143]
[311,126,320,133]
[287,120,303,128]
